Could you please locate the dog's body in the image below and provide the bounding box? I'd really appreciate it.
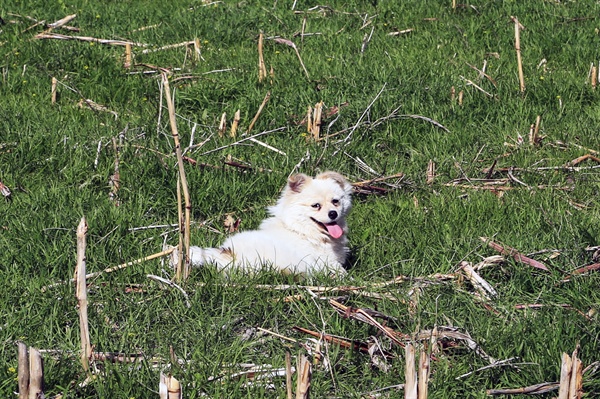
[181,171,352,276]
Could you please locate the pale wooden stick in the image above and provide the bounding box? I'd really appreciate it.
[404,343,417,399]
[47,14,77,29]
[418,346,430,399]
[246,91,271,135]
[18,343,29,399]
[258,32,267,82]
[480,237,549,271]
[75,217,92,372]
[193,38,202,61]
[273,38,309,79]
[460,76,493,97]
[426,160,435,185]
[41,248,176,291]
[28,348,43,399]
[558,352,572,399]
[35,33,145,47]
[218,112,227,137]
[131,23,160,33]
[311,101,323,140]
[248,137,286,156]
[162,72,192,281]
[388,29,414,36]
[160,373,182,399]
[104,249,172,280]
[230,109,241,138]
[124,43,132,68]
[461,261,498,299]
[296,354,311,399]
[513,16,525,92]
[51,77,58,104]
[592,65,597,89]
[529,115,541,145]
[176,174,183,281]
[569,347,583,399]
[487,382,559,395]
[257,327,298,343]
[141,41,194,54]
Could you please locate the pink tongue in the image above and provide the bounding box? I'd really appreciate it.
[325,223,343,239]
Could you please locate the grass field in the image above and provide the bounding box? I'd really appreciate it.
[1,0,600,397]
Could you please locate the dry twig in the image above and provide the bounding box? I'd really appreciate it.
[74,217,92,373]
[161,72,192,281]
[296,354,311,399]
[512,16,525,92]
[481,237,549,271]
[35,32,146,46]
[404,343,417,399]
[272,37,309,80]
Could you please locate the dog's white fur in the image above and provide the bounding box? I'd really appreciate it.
[177,171,352,276]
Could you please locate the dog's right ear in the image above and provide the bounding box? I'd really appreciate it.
[287,173,309,193]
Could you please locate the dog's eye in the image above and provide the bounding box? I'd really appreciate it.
[311,203,321,210]
[332,199,340,206]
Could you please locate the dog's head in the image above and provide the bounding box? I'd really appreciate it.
[270,171,353,239]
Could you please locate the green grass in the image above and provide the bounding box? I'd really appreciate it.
[1,0,600,397]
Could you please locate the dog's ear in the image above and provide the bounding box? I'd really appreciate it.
[287,173,310,193]
[316,171,352,193]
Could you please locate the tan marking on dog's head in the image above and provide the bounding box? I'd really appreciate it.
[220,247,235,261]
[315,171,350,191]
[287,173,310,193]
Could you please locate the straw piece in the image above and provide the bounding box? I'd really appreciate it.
[558,352,572,399]
[417,347,430,399]
[75,217,92,372]
[480,237,549,271]
[258,32,267,82]
[295,355,311,399]
[426,160,435,185]
[28,348,44,399]
[51,77,58,104]
[461,261,498,299]
[124,43,132,68]
[487,382,559,395]
[48,14,77,29]
[218,112,227,137]
[230,109,241,138]
[273,37,309,79]
[311,101,323,140]
[161,72,192,281]
[193,38,202,61]
[18,343,29,399]
[35,32,145,47]
[569,347,583,399]
[512,16,525,92]
[160,373,182,399]
[404,343,417,399]
[141,41,194,54]
[246,91,271,135]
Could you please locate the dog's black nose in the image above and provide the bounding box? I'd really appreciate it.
[328,210,338,220]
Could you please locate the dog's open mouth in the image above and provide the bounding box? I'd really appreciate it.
[311,217,344,239]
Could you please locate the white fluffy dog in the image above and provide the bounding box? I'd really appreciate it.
[176,171,353,276]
